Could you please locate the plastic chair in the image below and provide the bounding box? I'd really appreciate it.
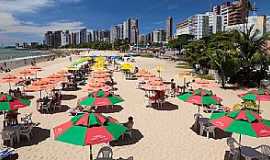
[227,137,241,160]
[1,131,15,147]
[19,125,33,142]
[96,146,113,160]
[254,145,270,160]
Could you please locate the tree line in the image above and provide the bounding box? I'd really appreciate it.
[168,26,270,88]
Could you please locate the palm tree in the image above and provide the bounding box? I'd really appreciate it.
[207,32,240,87]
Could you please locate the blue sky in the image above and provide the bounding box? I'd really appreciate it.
[0,0,269,45]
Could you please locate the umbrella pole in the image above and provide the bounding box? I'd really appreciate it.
[9,82,11,90]
[239,134,242,160]
[258,99,260,114]
[90,144,93,160]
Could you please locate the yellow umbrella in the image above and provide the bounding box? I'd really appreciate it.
[121,63,134,71]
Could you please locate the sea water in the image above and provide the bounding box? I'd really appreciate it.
[0,48,47,61]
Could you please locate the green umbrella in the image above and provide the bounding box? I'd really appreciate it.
[241,93,257,101]
[53,112,127,160]
[80,90,124,107]
[0,94,31,111]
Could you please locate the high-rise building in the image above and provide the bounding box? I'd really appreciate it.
[139,34,146,45]
[99,30,110,42]
[213,0,249,28]
[118,24,124,40]
[145,32,153,44]
[266,16,270,33]
[192,14,209,39]
[166,16,173,42]
[206,12,223,34]
[225,16,267,38]
[75,32,80,45]
[130,18,139,44]
[110,25,122,43]
[80,28,87,44]
[153,29,166,43]
[44,31,54,48]
[54,31,62,48]
[176,18,193,36]
[122,18,139,44]
[123,20,130,40]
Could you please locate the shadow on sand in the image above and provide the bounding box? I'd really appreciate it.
[190,122,232,140]
[40,105,70,114]
[95,105,123,113]
[61,94,78,100]
[61,87,81,91]
[109,129,143,147]
[12,127,50,149]
[21,95,35,100]
[151,102,178,111]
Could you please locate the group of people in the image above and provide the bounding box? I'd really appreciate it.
[8,88,22,97]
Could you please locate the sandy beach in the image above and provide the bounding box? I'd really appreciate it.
[0,52,270,160]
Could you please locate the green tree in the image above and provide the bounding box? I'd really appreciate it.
[207,32,240,87]
[168,34,194,52]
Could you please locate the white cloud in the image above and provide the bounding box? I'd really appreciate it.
[0,0,85,44]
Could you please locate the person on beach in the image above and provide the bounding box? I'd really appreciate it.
[123,116,134,130]
[170,79,176,96]
[69,56,72,62]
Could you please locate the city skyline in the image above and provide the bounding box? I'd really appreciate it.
[0,0,270,45]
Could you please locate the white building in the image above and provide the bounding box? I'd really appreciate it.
[205,12,223,34]
[176,18,193,36]
[266,16,270,32]
[225,16,267,38]
[192,14,209,39]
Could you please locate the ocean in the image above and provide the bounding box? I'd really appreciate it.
[0,48,48,61]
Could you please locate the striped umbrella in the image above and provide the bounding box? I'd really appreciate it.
[80,90,124,107]
[210,109,270,158]
[53,112,127,160]
[0,94,31,111]
[211,109,270,137]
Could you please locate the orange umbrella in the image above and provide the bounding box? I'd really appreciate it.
[84,84,111,92]
[1,74,22,89]
[28,66,43,72]
[18,69,34,77]
[28,66,43,78]
[142,81,169,91]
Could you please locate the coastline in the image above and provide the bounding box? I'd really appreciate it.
[0,54,56,71]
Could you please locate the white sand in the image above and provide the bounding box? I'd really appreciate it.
[0,54,269,160]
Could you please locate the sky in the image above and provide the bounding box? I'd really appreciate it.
[0,0,270,46]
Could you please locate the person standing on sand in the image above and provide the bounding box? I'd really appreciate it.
[69,56,72,62]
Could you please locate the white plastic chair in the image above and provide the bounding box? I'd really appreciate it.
[19,125,33,142]
[1,131,15,147]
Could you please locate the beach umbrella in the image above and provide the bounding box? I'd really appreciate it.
[28,66,43,78]
[1,74,22,89]
[177,89,222,112]
[177,89,221,106]
[210,109,270,137]
[0,94,31,111]
[210,109,270,158]
[239,88,270,101]
[18,69,34,78]
[141,81,168,91]
[53,112,127,160]
[80,90,124,107]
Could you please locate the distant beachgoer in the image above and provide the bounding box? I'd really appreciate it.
[123,116,134,130]
[170,79,176,97]
[69,56,72,62]
[3,62,7,67]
